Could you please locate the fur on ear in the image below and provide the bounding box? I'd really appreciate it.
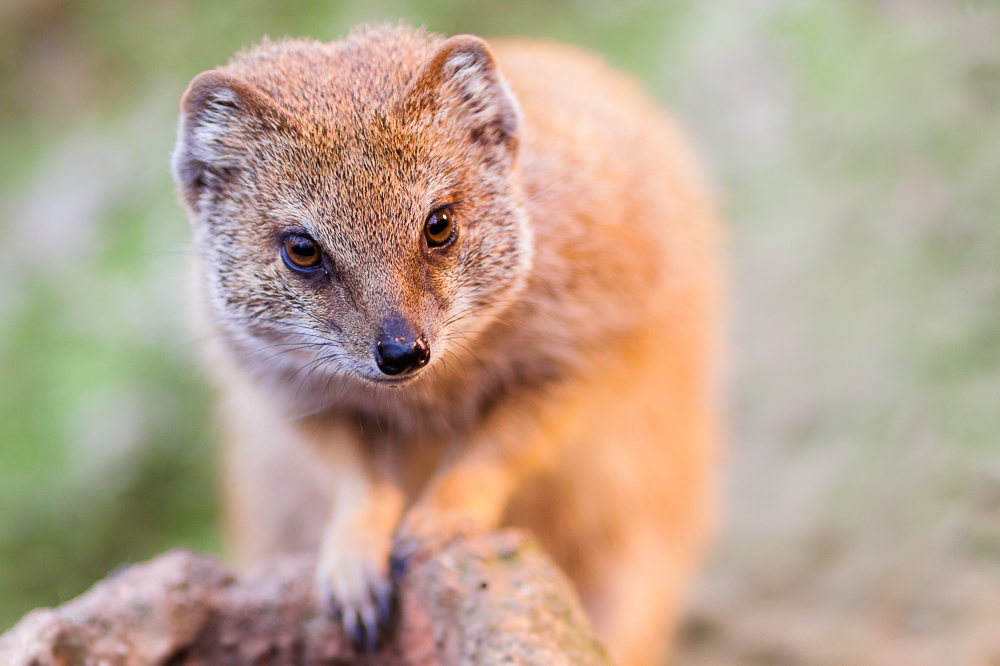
[406,35,520,151]
[172,70,284,213]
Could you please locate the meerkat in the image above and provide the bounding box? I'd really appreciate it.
[172,24,721,666]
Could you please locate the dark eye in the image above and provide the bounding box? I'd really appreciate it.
[424,207,457,247]
[281,234,323,270]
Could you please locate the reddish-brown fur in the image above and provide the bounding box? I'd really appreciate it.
[173,24,722,666]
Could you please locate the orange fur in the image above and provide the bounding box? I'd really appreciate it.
[173,25,722,666]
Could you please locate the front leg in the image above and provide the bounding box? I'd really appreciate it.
[392,456,515,575]
[392,393,558,574]
[302,421,404,652]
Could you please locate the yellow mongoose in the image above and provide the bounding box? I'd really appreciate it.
[173,24,721,666]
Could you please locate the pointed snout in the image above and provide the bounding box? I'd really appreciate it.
[375,319,430,377]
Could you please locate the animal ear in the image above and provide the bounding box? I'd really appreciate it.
[406,35,520,151]
[172,70,282,213]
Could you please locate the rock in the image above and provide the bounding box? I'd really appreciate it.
[0,530,611,666]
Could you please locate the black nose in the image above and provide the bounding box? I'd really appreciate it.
[375,333,430,376]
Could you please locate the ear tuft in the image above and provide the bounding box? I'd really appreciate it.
[408,36,520,151]
[172,71,279,213]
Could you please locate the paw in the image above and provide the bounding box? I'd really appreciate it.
[316,529,393,653]
[390,505,478,581]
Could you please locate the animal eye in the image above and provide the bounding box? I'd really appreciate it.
[424,207,457,247]
[281,234,323,270]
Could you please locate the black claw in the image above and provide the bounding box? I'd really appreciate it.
[351,614,378,654]
[390,551,411,583]
[376,589,393,628]
[320,581,343,622]
[350,620,364,653]
[320,577,396,655]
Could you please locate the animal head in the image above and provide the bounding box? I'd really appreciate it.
[172,27,533,395]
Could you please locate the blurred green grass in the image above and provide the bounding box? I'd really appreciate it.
[1,1,999,663]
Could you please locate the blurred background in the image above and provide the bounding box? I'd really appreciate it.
[1,0,999,664]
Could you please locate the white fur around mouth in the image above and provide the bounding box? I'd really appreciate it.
[358,370,426,388]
